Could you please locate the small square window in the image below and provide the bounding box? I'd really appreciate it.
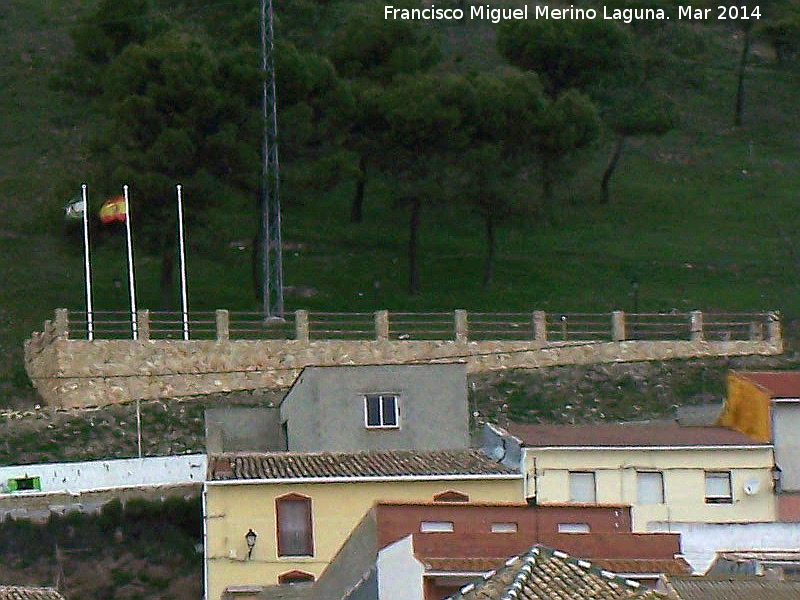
[364,394,399,429]
[637,472,665,505]
[490,522,518,533]
[420,521,454,533]
[705,471,733,504]
[569,472,596,503]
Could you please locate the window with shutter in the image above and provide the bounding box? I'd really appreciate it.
[569,471,596,503]
[705,471,733,504]
[276,494,313,556]
[637,472,665,505]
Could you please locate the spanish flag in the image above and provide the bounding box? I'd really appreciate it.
[99,196,126,224]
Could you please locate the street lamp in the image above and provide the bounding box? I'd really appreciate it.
[246,528,258,559]
[772,464,782,492]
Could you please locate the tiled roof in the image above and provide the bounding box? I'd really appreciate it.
[207,449,519,481]
[663,575,800,600]
[423,557,690,577]
[733,371,800,398]
[503,422,766,448]
[591,559,691,576]
[445,545,663,599]
[0,587,66,600]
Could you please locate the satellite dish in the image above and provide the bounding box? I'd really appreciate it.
[743,478,761,495]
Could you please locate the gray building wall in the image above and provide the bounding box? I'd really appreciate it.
[280,364,470,453]
[310,508,379,600]
[205,407,284,454]
[772,402,800,491]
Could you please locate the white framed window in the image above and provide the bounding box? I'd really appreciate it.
[637,471,665,505]
[420,521,454,533]
[705,471,733,504]
[364,394,399,428]
[569,471,596,503]
[490,522,518,533]
[557,523,590,533]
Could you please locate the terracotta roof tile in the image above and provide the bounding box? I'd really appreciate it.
[664,575,800,600]
[444,545,663,600]
[208,449,518,481]
[423,557,690,577]
[0,587,66,600]
[733,371,800,398]
[503,422,766,448]
[591,558,691,576]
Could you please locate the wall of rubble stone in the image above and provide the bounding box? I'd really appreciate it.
[25,334,783,409]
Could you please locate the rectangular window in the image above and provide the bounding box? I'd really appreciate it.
[557,523,590,533]
[637,472,665,505]
[705,471,733,504]
[490,522,518,533]
[569,472,596,503]
[276,495,314,556]
[420,521,454,533]
[364,394,399,428]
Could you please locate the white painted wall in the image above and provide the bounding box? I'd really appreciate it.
[377,535,425,600]
[648,521,800,574]
[0,454,206,495]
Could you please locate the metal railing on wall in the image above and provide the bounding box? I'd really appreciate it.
[48,308,781,344]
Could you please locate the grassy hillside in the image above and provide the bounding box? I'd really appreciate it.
[2,0,800,411]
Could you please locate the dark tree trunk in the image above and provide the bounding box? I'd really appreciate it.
[350,154,367,223]
[483,212,495,287]
[407,196,421,295]
[600,136,626,205]
[734,23,752,127]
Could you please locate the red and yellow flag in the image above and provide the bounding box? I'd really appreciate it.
[99,196,126,224]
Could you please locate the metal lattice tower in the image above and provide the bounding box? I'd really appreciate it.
[260,0,283,317]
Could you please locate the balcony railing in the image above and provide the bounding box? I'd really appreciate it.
[47,309,780,344]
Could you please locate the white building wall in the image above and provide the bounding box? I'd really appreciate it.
[649,521,800,574]
[377,535,425,600]
[0,454,206,495]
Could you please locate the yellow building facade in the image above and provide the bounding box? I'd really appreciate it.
[486,422,777,533]
[203,450,522,600]
[524,445,776,531]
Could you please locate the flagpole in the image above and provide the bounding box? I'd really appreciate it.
[122,185,138,341]
[81,184,94,341]
[176,184,189,341]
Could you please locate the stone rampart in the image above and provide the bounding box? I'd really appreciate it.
[25,324,783,408]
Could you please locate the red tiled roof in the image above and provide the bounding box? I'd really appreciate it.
[0,587,66,600]
[444,545,662,599]
[503,422,765,448]
[733,371,800,398]
[207,449,519,481]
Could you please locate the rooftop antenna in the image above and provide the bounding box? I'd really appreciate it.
[260,0,284,318]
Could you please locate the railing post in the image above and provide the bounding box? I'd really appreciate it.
[455,310,468,343]
[690,310,703,342]
[137,309,150,341]
[612,310,626,342]
[768,312,781,344]
[375,310,389,341]
[295,310,309,342]
[54,308,69,339]
[749,321,763,341]
[533,311,547,342]
[216,309,229,342]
